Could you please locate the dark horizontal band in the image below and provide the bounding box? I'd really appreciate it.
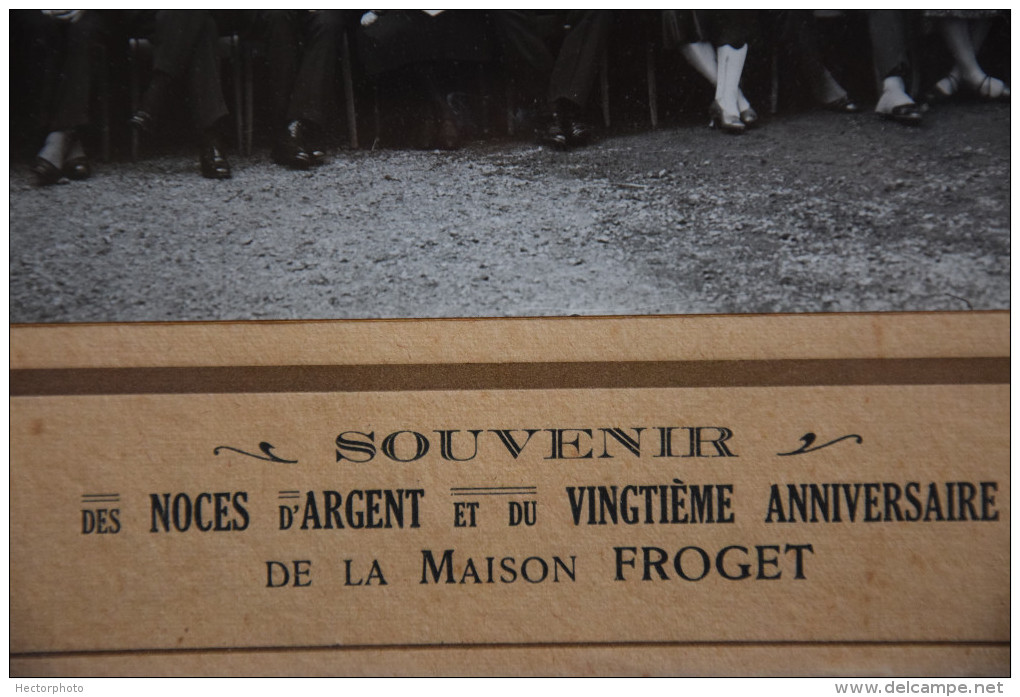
[9,638,1010,660]
[10,358,1008,397]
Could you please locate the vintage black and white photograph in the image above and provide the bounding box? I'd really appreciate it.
[8,9,1010,323]
[8,10,1012,684]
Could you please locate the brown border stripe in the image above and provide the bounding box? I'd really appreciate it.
[9,358,1008,396]
[8,639,1010,660]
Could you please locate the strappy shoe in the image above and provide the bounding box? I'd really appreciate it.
[974,75,1010,101]
[877,102,922,126]
[709,100,745,134]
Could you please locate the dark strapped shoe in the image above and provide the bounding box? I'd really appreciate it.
[30,157,63,186]
[879,103,922,126]
[128,109,155,134]
[822,95,861,113]
[63,156,91,181]
[200,142,232,179]
[568,120,592,146]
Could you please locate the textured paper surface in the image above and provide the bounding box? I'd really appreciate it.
[9,313,1009,676]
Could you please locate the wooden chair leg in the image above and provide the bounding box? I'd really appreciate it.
[229,35,243,155]
[95,43,111,161]
[243,42,254,157]
[599,49,610,128]
[373,85,381,148]
[770,42,780,115]
[477,63,491,138]
[341,31,358,149]
[129,38,140,161]
[646,44,658,129]
[506,77,516,137]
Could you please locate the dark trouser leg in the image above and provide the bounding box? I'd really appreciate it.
[262,10,300,128]
[151,10,211,79]
[780,11,827,87]
[19,11,63,132]
[412,63,454,120]
[183,14,229,130]
[779,10,851,105]
[285,11,344,127]
[492,10,554,93]
[137,10,213,120]
[146,9,230,129]
[548,10,611,108]
[867,10,909,80]
[51,11,109,131]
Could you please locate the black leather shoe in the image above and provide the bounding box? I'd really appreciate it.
[30,157,63,186]
[64,156,91,181]
[307,143,326,166]
[128,110,155,134]
[542,113,569,149]
[200,142,232,179]
[272,120,312,170]
[568,120,592,146]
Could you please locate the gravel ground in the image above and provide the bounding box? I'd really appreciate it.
[9,102,1010,323]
